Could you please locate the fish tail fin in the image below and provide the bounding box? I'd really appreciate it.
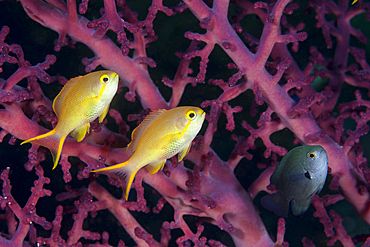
[261,193,289,217]
[21,130,66,170]
[92,161,138,201]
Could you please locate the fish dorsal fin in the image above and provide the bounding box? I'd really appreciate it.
[126,109,167,154]
[53,76,84,116]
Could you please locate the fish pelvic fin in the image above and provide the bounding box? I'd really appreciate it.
[178,143,191,162]
[261,193,289,217]
[99,105,109,123]
[21,129,66,170]
[291,197,313,216]
[92,162,138,201]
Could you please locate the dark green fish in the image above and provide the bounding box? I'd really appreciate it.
[261,145,328,217]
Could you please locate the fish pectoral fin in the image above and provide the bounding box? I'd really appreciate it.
[146,160,166,175]
[21,129,66,170]
[92,162,138,201]
[261,193,290,217]
[79,95,102,112]
[70,123,90,142]
[178,143,191,162]
[125,142,135,155]
[284,172,306,182]
[99,105,109,123]
[291,197,313,216]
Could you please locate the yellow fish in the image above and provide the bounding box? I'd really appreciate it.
[22,70,119,169]
[352,0,358,4]
[92,106,206,200]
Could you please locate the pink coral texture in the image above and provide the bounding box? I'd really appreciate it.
[1,0,370,246]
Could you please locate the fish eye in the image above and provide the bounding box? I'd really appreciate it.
[307,152,316,160]
[186,110,196,120]
[100,74,110,84]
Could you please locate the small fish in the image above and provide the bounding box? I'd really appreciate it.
[22,70,119,169]
[92,106,206,200]
[352,0,358,4]
[261,145,328,217]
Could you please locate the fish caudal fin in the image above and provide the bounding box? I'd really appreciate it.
[21,130,66,170]
[92,162,138,201]
[261,193,289,217]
